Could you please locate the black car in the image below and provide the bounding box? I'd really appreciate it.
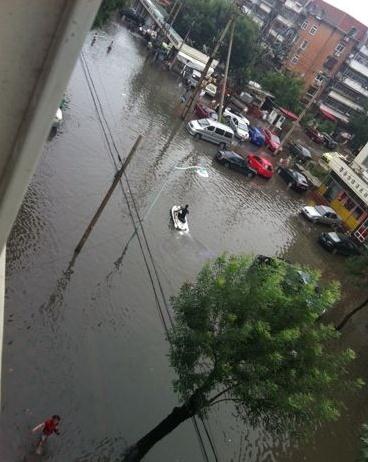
[216,150,257,177]
[319,232,361,256]
[288,142,312,163]
[321,132,338,150]
[276,166,309,192]
[120,8,145,26]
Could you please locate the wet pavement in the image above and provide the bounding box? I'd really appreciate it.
[2,23,368,462]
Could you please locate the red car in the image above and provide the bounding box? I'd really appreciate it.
[262,128,281,153]
[304,126,324,144]
[194,103,218,120]
[246,153,274,178]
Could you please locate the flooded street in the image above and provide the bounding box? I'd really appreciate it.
[2,23,368,461]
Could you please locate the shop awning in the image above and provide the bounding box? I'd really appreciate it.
[280,107,298,121]
[319,107,337,122]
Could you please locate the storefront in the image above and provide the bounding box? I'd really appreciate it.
[317,157,368,242]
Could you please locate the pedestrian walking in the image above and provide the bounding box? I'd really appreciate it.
[32,415,61,453]
[91,32,97,46]
[107,41,113,53]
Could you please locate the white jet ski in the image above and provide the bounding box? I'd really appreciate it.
[171,205,189,232]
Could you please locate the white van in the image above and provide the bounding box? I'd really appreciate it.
[186,119,234,148]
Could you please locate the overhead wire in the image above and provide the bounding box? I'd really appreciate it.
[79,48,218,461]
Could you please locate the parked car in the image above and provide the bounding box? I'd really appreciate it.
[288,142,312,163]
[205,83,217,98]
[262,128,281,153]
[322,132,338,150]
[277,166,309,192]
[224,114,249,141]
[186,119,234,148]
[321,151,348,164]
[120,8,145,26]
[223,107,250,125]
[304,126,324,144]
[52,108,63,129]
[301,205,342,225]
[246,153,274,178]
[216,150,257,177]
[249,126,265,146]
[194,103,218,120]
[318,232,362,256]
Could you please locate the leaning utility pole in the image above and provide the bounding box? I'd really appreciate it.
[181,15,235,120]
[170,21,194,70]
[275,80,327,155]
[218,19,235,121]
[74,136,142,256]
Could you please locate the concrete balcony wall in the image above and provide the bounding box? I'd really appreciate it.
[349,58,368,78]
[342,77,368,98]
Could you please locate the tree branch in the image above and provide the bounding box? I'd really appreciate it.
[208,386,232,404]
[336,296,368,331]
[209,398,241,407]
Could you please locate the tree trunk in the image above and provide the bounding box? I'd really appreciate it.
[123,393,200,462]
[336,296,368,331]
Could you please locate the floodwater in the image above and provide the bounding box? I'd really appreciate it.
[2,23,367,462]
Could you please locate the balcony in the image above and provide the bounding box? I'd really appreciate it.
[253,15,265,27]
[319,103,349,124]
[360,44,368,57]
[349,58,368,78]
[259,1,272,13]
[284,0,304,13]
[269,29,285,42]
[327,90,364,112]
[275,14,294,28]
[342,77,368,98]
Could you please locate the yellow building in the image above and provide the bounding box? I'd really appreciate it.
[317,145,368,243]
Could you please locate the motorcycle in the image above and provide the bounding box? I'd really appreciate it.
[170,205,189,232]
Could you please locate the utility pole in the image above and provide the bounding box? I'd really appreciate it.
[275,80,327,155]
[218,19,235,121]
[74,135,142,256]
[181,15,235,120]
[170,21,194,70]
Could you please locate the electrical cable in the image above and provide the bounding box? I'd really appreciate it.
[80,50,218,461]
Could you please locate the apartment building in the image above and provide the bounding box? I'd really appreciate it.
[320,41,368,124]
[286,0,366,95]
[241,0,368,125]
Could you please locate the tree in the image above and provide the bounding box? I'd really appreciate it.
[93,0,127,28]
[259,71,304,113]
[358,423,368,461]
[175,0,259,85]
[336,252,368,330]
[124,255,362,461]
[349,106,368,152]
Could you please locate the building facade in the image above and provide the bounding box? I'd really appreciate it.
[316,144,368,242]
[320,41,368,124]
[240,0,368,125]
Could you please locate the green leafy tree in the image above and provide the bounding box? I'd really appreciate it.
[93,0,127,28]
[349,106,368,152]
[260,71,304,113]
[175,0,259,84]
[124,255,362,461]
[358,423,368,461]
[337,252,368,330]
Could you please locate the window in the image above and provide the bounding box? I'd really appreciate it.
[335,43,345,56]
[215,128,224,136]
[299,39,309,50]
[344,197,356,211]
[301,20,308,30]
[224,131,232,139]
[291,55,300,65]
[207,126,215,131]
[352,207,364,220]
[309,25,318,35]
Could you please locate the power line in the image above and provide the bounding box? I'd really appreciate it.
[79,50,218,461]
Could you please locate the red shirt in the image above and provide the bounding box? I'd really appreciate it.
[43,419,58,435]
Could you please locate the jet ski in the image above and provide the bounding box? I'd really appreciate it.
[171,205,189,232]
